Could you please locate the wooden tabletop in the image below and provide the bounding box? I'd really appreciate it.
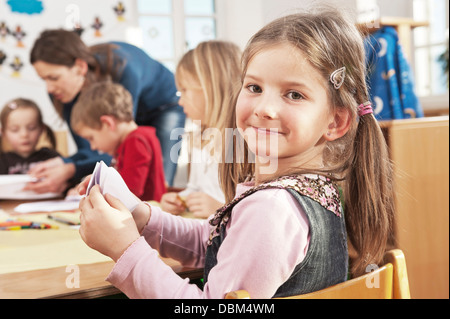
[0,199,203,299]
[0,258,203,299]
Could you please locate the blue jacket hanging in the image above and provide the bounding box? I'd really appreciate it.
[365,26,424,120]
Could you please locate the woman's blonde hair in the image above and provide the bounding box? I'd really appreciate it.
[176,40,242,147]
[220,8,395,277]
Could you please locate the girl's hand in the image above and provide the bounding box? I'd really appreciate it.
[76,175,92,196]
[160,192,186,215]
[185,192,224,219]
[28,157,64,175]
[79,185,141,262]
[77,176,150,233]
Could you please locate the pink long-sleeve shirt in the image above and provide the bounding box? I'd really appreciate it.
[106,183,310,299]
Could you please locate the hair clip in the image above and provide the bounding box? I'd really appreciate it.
[8,102,18,110]
[358,101,374,117]
[330,67,346,90]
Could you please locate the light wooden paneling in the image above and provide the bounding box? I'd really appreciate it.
[381,116,449,299]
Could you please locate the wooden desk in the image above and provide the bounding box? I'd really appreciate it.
[0,200,203,299]
[0,258,203,299]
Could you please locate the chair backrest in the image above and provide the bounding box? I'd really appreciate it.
[226,249,411,299]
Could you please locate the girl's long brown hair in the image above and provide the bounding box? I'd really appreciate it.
[30,29,123,117]
[219,8,395,277]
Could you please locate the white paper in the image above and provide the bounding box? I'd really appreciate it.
[0,174,61,200]
[14,197,81,214]
[86,161,140,212]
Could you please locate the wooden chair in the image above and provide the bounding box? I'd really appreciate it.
[226,249,411,299]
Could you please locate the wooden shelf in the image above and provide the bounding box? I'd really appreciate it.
[358,17,429,32]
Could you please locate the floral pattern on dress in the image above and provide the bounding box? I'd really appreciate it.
[208,174,342,245]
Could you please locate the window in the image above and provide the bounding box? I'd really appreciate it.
[137,0,217,71]
[413,0,449,103]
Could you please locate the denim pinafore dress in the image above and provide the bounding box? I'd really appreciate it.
[203,174,348,297]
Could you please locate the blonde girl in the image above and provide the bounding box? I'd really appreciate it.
[161,40,242,218]
[77,8,394,298]
[1,98,59,174]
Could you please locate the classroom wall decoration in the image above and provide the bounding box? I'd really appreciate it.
[0,21,9,40]
[73,23,85,37]
[7,0,44,15]
[11,25,26,47]
[91,17,104,37]
[114,2,126,22]
[9,55,23,77]
[0,50,6,68]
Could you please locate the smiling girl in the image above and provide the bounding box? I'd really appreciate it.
[76,8,394,299]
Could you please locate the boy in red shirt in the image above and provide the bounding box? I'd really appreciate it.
[71,82,166,202]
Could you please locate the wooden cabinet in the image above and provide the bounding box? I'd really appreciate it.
[380,116,449,299]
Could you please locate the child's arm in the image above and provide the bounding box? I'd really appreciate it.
[78,176,150,233]
[140,204,207,268]
[79,185,142,262]
[185,192,224,218]
[105,188,309,298]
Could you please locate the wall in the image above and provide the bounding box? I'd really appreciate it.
[261,0,357,23]
[215,0,264,49]
[217,0,360,49]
